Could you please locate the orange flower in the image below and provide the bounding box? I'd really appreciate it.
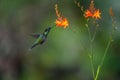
[109,7,114,17]
[55,17,69,28]
[84,10,93,18]
[84,0,101,19]
[92,9,101,19]
[55,4,69,28]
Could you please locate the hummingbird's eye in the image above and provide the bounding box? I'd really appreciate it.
[45,29,48,32]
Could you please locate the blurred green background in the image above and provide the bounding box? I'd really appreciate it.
[0,0,120,80]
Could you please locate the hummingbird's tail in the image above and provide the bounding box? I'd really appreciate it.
[28,43,39,51]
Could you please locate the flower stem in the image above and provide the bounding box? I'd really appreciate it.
[94,39,113,80]
[86,25,95,79]
[94,14,115,80]
[92,26,98,42]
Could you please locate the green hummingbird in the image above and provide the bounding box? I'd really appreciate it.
[29,27,52,51]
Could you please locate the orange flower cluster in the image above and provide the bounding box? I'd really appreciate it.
[109,7,114,17]
[55,17,69,28]
[55,4,69,28]
[84,0,101,19]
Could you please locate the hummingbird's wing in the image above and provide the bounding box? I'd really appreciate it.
[30,33,41,38]
[29,34,43,51]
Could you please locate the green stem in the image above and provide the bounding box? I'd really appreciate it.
[89,53,95,79]
[87,25,92,41]
[94,39,113,80]
[94,14,116,80]
[86,26,95,79]
[100,40,112,67]
[87,23,99,80]
[92,26,98,42]
[94,65,100,80]
[90,37,95,78]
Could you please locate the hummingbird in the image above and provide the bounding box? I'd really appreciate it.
[29,27,52,51]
